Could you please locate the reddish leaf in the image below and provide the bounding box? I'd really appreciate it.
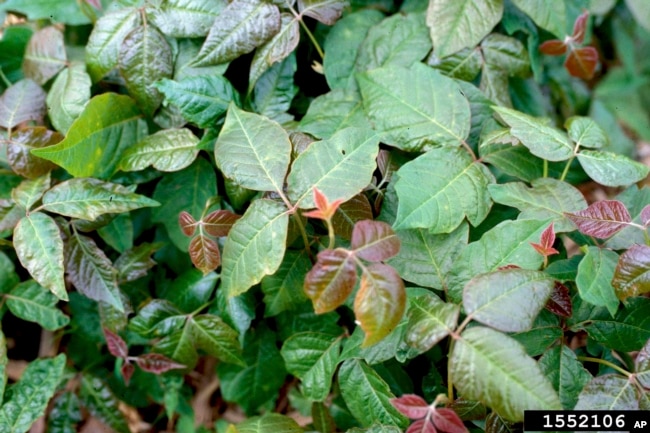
[354,263,405,347]
[303,188,344,221]
[188,234,221,275]
[179,211,197,237]
[121,362,135,386]
[390,395,430,419]
[136,353,185,374]
[85,0,103,10]
[641,205,650,227]
[545,281,572,317]
[612,244,650,301]
[202,209,241,237]
[571,11,589,44]
[431,408,469,433]
[565,46,598,80]
[351,220,400,262]
[304,248,356,314]
[331,194,373,240]
[565,200,631,238]
[539,40,567,56]
[406,419,436,433]
[104,329,128,359]
[530,222,559,257]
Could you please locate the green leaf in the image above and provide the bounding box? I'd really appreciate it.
[66,232,124,312]
[79,375,130,433]
[147,0,226,38]
[5,126,61,179]
[42,178,159,220]
[14,212,67,301]
[323,9,384,90]
[287,127,379,209]
[156,318,197,367]
[338,358,409,429]
[151,158,217,250]
[192,314,245,366]
[582,297,650,352]
[12,173,50,210]
[447,218,550,303]
[577,149,650,187]
[480,142,546,182]
[538,345,592,410]
[98,213,134,253]
[488,178,587,231]
[480,33,530,77]
[613,244,650,301]
[393,147,494,232]
[155,76,239,128]
[427,0,504,58]
[492,106,574,161]
[237,413,303,433]
[252,53,297,123]
[298,89,370,139]
[0,0,89,25]
[31,93,145,179]
[0,79,46,129]
[464,268,554,332]
[451,326,561,422]
[357,63,471,151]
[6,280,70,331]
[119,128,199,172]
[46,62,92,134]
[511,310,562,357]
[215,103,291,193]
[281,332,342,401]
[428,47,482,81]
[47,391,82,433]
[261,250,311,317]
[85,7,140,82]
[625,0,650,30]
[0,354,66,433]
[0,251,19,295]
[0,26,31,86]
[404,291,459,353]
[565,116,608,149]
[192,0,281,67]
[221,199,288,297]
[22,26,66,85]
[355,12,431,72]
[576,246,619,317]
[574,375,639,410]
[115,242,161,283]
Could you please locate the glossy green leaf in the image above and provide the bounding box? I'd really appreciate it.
[97,213,133,253]
[488,178,587,231]
[480,143,546,182]
[576,246,619,317]
[32,93,144,179]
[79,375,130,433]
[192,0,280,67]
[163,270,217,313]
[464,268,554,332]
[237,413,303,433]
[355,12,431,72]
[22,26,66,85]
[511,310,563,357]
[480,33,530,77]
[577,149,650,187]
[574,375,638,410]
[281,332,342,401]
[252,53,297,123]
[261,250,311,317]
[114,242,161,283]
[156,318,198,367]
[358,63,470,151]
[298,89,370,139]
[451,326,561,422]
[6,126,61,179]
[613,244,650,301]
[565,116,608,149]
[85,7,140,82]
[66,232,123,312]
[221,199,288,297]
[0,26,31,86]
[46,62,92,134]
[427,0,504,58]
[119,128,199,172]
[192,314,245,366]
[338,358,409,429]
[404,291,459,353]
[130,300,184,337]
[42,178,159,220]
[0,251,19,295]
[0,79,46,129]
[147,0,226,38]
[151,158,217,250]
[155,76,239,128]
[582,297,650,352]
[215,103,291,193]
[14,212,67,301]
[492,106,574,161]
[447,218,550,303]
[0,0,89,25]
[509,0,566,37]
[304,248,357,314]
[287,127,379,209]
[6,280,70,330]
[538,345,592,410]
[11,173,50,210]
[47,391,82,433]
[393,147,494,232]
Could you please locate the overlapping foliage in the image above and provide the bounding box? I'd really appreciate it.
[0,0,649,432]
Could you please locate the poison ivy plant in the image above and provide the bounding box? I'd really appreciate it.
[0,0,648,431]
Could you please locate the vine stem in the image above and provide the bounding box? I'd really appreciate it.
[325,218,335,250]
[293,209,315,263]
[543,159,548,178]
[287,5,325,59]
[461,140,477,161]
[577,356,631,377]
[560,142,581,181]
[0,67,10,88]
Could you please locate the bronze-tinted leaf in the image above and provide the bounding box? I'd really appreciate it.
[351,220,400,262]
[406,419,436,433]
[545,281,572,318]
[121,362,135,386]
[431,408,469,433]
[571,11,589,44]
[530,222,559,257]
[23,26,67,85]
[331,194,373,240]
[0,79,46,129]
[179,211,197,237]
[612,244,650,301]
[354,263,405,347]
[202,209,241,237]
[390,394,429,420]
[539,40,567,56]
[565,46,598,80]
[188,234,221,275]
[104,328,127,358]
[304,248,356,314]
[565,200,631,238]
[135,353,185,374]
[6,127,61,179]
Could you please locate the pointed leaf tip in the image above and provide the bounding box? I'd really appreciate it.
[136,353,185,374]
[179,211,197,236]
[104,329,128,358]
[572,11,589,44]
[530,222,559,257]
[121,362,135,386]
[565,200,631,238]
[539,40,567,55]
[545,281,572,318]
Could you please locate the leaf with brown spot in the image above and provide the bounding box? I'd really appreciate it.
[304,248,356,314]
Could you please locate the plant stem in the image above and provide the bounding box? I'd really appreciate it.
[326,218,335,250]
[461,140,477,161]
[288,5,325,59]
[543,159,548,178]
[0,67,10,88]
[447,339,455,402]
[559,156,574,181]
[293,209,315,263]
[577,356,632,377]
